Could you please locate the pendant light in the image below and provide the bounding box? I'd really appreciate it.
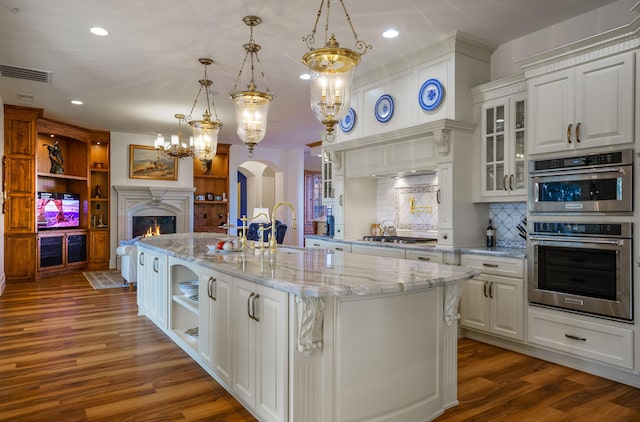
[230,16,273,158]
[302,0,371,143]
[188,58,222,163]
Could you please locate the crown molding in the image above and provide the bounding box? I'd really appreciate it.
[354,31,496,89]
[518,16,640,77]
[470,73,526,104]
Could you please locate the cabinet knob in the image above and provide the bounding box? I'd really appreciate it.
[503,175,508,191]
[509,174,514,191]
[575,122,581,143]
[567,124,573,143]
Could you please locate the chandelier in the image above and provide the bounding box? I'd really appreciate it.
[155,113,193,158]
[230,16,273,158]
[188,58,222,162]
[302,0,371,143]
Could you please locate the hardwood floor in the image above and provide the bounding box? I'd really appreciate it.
[0,272,256,422]
[436,339,640,421]
[1,272,639,421]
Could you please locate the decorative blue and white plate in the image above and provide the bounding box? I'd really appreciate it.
[339,107,356,133]
[418,79,444,111]
[375,94,394,123]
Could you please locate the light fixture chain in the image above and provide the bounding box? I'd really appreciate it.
[254,52,271,95]
[232,52,251,92]
[339,0,372,54]
[303,0,325,50]
[186,82,205,122]
[324,0,331,46]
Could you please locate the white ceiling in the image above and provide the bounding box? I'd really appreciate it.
[0,0,624,150]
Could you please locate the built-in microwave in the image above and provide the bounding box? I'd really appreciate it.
[529,149,633,214]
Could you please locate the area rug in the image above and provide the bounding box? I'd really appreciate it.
[82,270,128,289]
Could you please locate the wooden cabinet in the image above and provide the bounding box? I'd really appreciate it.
[528,52,634,155]
[193,144,229,233]
[3,105,110,280]
[199,269,233,387]
[3,105,42,281]
[460,254,525,341]
[37,230,87,276]
[479,95,526,200]
[233,277,288,422]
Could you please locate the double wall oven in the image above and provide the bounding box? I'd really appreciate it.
[527,149,634,321]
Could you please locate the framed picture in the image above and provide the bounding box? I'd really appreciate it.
[129,144,178,180]
[206,192,214,201]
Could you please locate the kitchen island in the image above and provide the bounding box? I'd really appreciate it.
[135,233,476,422]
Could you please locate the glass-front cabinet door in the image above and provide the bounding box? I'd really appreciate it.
[484,103,506,194]
[480,94,526,199]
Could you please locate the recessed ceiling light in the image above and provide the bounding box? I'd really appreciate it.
[71,100,83,105]
[90,27,109,36]
[299,73,310,80]
[382,29,399,39]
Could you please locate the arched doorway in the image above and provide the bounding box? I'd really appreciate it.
[237,160,278,223]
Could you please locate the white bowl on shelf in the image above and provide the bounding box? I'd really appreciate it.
[178,281,199,296]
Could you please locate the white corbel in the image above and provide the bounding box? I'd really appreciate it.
[443,281,462,326]
[295,296,326,357]
[433,129,451,157]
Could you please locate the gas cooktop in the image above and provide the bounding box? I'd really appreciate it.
[361,236,438,244]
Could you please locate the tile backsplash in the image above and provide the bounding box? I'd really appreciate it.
[377,175,526,247]
[489,202,526,248]
[377,174,439,237]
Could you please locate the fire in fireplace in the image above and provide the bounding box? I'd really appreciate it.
[132,216,176,238]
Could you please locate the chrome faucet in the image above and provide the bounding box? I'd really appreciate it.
[269,201,297,252]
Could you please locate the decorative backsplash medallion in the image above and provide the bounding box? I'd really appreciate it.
[394,184,438,231]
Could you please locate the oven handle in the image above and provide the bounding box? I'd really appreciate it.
[530,166,625,178]
[529,235,624,246]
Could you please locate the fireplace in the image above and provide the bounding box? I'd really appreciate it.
[132,216,176,238]
[114,185,195,245]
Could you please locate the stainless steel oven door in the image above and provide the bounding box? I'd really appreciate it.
[528,235,632,321]
[529,165,632,213]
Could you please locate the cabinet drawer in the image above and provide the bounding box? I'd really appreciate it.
[528,307,633,369]
[351,244,406,259]
[405,249,444,263]
[460,254,524,277]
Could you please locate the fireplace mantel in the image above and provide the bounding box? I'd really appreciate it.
[113,185,195,244]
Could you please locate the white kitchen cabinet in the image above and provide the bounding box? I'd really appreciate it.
[436,162,453,246]
[528,307,633,370]
[305,238,351,252]
[321,153,334,205]
[460,255,524,341]
[199,269,233,387]
[233,278,288,422]
[351,243,406,259]
[528,51,634,155]
[404,249,444,263]
[137,248,168,330]
[480,94,526,200]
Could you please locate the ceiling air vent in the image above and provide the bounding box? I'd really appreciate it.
[0,64,52,83]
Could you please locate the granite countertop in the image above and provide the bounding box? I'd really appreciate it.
[137,233,476,298]
[305,235,527,259]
